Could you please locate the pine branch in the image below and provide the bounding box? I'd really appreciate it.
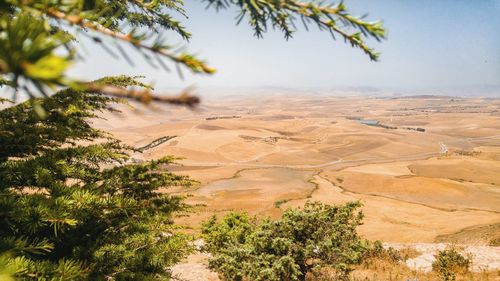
[203,0,385,60]
[84,83,200,107]
[43,8,214,74]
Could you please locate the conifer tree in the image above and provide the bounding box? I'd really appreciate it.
[0,78,194,280]
[0,1,385,280]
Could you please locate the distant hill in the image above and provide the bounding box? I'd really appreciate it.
[392,95,455,99]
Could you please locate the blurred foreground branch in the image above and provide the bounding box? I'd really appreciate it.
[85,84,200,107]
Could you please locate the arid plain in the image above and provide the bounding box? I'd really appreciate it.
[94,93,500,245]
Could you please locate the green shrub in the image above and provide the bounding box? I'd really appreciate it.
[362,241,404,263]
[202,201,368,281]
[432,248,471,281]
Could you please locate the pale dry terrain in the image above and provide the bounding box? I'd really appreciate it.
[94,94,500,278]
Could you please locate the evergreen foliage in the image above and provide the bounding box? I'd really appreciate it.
[0,78,194,280]
[0,0,385,101]
[202,201,368,281]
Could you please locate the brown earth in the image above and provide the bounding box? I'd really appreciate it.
[94,94,500,245]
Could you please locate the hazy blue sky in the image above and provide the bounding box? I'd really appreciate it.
[70,0,500,94]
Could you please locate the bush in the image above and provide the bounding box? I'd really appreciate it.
[202,201,368,281]
[362,241,404,263]
[432,248,471,281]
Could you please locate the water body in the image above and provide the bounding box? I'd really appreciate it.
[358,119,380,126]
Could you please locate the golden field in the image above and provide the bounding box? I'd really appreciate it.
[94,94,500,245]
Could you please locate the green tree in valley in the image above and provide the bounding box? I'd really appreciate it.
[202,202,368,281]
[0,0,385,280]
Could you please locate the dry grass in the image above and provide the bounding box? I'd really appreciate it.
[94,95,500,243]
[351,254,500,281]
[352,262,499,281]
